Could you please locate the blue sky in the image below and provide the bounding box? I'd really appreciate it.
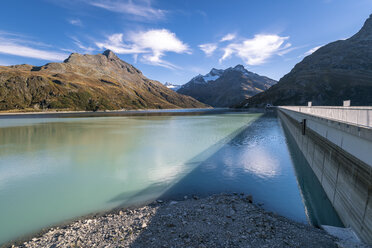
[0,0,371,84]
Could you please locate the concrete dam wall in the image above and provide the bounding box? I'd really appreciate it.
[278,106,372,244]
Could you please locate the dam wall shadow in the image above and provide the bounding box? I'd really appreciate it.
[124,112,344,247]
[280,116,343,227]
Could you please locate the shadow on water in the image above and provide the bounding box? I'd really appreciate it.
[105,112,343,247]
[279,118,344,228]
[0,108,270,246]
[106,114,264,207]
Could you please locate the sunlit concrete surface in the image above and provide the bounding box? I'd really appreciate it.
[280,106,372,128]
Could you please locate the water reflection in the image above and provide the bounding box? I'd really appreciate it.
[280,119,343,227]
[159,114,308,224]
[240,147,280,178]
[0,112,342,245]
[0,113,259,244]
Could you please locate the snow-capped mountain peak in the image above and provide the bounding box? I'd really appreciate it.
[227,64,258,77]
[189,74,206,84]
[233,64,246,72]
[164,82,182,91]
[178,65,277,107]
[210,68,224,75]
[203,75,219,82]
[200,68,224,82]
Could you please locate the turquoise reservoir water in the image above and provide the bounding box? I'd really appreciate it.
[0,111,342,244]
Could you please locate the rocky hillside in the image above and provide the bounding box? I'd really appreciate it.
[0,50,207,111]
[177,65,276,107]
[238,14,372,107]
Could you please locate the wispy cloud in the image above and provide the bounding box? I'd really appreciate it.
[0,43,68,61]
[68,18,83,27]
[0,33,68,61]
[89,0,165,20]
[195,10,207,18]
[277,45,298,56]
[220,33,236,42]
[219,34,291,65]
[133,54,138,63]
[96,29,190,69]
[198,33,235,58]
[71,37,95,53]
[304,45,322,56]
[198,43,217,56]
[0,30,53,48]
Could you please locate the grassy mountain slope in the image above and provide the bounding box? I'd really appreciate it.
[0,50,207,111]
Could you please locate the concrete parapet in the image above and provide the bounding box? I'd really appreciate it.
[280,106,372,128]
[279,107,372,166]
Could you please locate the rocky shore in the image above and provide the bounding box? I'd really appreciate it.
[7,193,338,248]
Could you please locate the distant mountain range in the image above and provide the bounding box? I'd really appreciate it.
[238,14,372,107]
[0,50,207,111]
[164,82,182,91]
[177,65,276,107]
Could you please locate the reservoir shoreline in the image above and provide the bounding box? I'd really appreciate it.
[2,193,337,248]
[0,108,267,119]
[0,108,216,118]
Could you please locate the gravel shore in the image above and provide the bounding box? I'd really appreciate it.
[7,193,338,248]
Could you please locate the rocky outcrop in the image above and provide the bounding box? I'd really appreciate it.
[0,50,207,111]
[177,65,276,107]
[238,14,372,107]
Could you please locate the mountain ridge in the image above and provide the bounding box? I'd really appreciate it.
[177,65,276,107]
[237,14,372,107]
[0,50,208,111]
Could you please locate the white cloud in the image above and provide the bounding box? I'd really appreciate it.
[198,43,217,56]
[220,33,236,42]
[198,33,236,57]
[96,29,190,69]
[68,19,83,27]
[304,45,322,56]
[90,0,165,20]
[219,34,291,65]
[96,33,145,54]
[129,29,189,54]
